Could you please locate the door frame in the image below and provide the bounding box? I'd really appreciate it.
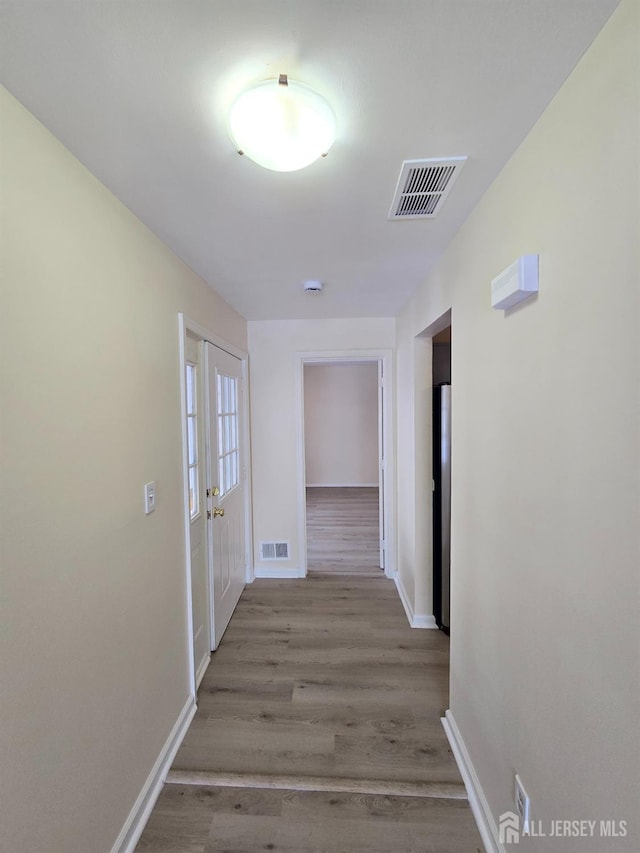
[294,348,396,579]
[178,314,253,697]
[410,308,451,629]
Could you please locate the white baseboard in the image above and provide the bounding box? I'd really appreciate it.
[254,566,306,579]
[412,613,438,629]
[394,575,438,629]
[441,710,503,853]
[110,694,197,853]
[195,653,210,690]
[305,483,379,488]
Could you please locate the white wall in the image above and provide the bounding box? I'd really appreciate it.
[248,319,395,573]
[0,87,247,853]
[396,1,639,847]
[304,362,378,487]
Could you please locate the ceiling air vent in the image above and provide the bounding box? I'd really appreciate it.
[260,541,290,560]
[389,157,467,220]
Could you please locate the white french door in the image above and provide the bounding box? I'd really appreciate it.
[184,338,211,688]
[204,342,246,649]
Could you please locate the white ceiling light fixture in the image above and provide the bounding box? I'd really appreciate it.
[303,280,324,292]
[229,74,336,172]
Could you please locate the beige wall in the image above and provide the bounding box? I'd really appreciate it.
[248,318,395,572]
[396,0,639,846]
[0,87,247,853]
[304,362,379,487]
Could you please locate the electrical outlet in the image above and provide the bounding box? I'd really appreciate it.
[514,774,531,834]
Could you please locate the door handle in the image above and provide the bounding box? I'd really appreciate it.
[212,507,225,518]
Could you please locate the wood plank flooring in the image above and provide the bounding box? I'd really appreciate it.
[135,576,483,852]
[138,785,481,853]
[306,487,382,575]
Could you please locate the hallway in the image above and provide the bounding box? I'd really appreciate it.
[135,576,482,852]
[306,487,382,576]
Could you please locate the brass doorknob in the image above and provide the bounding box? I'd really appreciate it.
[212,507,225,518]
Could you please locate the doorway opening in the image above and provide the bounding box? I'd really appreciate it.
[432,325,451,634]
[304,361,381,576]
[295,350,395,579]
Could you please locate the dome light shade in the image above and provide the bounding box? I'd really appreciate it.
[229,76,336,172]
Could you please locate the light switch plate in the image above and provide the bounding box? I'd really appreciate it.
[144,482,156,514]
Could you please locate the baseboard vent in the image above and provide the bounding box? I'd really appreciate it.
[260,541,290,560]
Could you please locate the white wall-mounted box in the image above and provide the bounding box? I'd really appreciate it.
[491,254,539,310]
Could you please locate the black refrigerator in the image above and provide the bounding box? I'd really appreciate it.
[433,383,451,634]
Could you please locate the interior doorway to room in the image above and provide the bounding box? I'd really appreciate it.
[432,326,451,634]
[303,360,383,576]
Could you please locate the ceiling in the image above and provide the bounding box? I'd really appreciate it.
[0,1,619,321]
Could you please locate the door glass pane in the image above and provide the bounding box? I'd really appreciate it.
[187,417,197,465]
[215,372,241,497]
[189,466,198,517]
[186,363,198,518]
[186,364,196,415]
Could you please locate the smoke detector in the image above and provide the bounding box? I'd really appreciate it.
[303,280,324,293]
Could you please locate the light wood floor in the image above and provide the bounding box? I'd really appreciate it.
[306,487,382,575]
[135,577,482,852]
